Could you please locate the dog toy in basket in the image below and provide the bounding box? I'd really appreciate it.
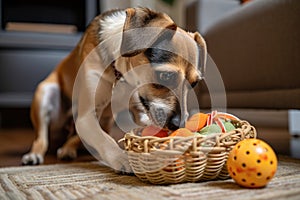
[123,110,258,184]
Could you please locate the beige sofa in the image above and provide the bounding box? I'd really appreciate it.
[193,0,300,127]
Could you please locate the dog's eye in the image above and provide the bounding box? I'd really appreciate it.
[191,80,200,88]
[156,71,177,86]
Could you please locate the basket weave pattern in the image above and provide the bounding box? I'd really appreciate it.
[124,120,257,184]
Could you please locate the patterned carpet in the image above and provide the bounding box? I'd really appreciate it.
[1,156,300,200]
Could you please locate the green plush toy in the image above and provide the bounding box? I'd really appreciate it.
[198,121,236,135]
[224,121,236,132]
[198,124,221,135]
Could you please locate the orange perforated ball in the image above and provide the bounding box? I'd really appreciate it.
[227,139,277,188]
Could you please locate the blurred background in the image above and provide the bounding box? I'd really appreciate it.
[0,0,299,166]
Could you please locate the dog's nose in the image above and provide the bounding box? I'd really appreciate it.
[167,114,181,130]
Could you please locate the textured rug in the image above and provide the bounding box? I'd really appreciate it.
[1,156,300,200]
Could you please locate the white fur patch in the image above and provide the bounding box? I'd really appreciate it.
[99,11,126,39]
[98,10,126,64]
[139,113,151,125]
[40,83,60,123]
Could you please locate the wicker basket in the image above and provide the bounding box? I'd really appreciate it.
[123,120,257,184]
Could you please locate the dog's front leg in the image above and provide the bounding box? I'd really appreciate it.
[74,68,132,173]
[22,80,60,165]
[57,135,81,160]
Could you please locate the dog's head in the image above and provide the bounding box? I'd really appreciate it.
[116,8,207,130]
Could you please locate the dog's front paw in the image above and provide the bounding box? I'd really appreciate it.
[57,147,77,161]
[103,151,133,174]
[22,153,44,165]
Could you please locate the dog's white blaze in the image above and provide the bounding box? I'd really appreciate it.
[98,10,126,62]
[151,99,173,112]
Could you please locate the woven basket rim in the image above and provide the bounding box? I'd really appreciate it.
[124,120,256,154]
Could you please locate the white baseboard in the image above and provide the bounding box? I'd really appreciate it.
[289,109,300,136]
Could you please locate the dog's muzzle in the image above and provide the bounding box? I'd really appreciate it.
[140,95,182,130]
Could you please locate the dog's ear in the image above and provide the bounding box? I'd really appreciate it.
[193,32,207,79]
[121,7,177,57]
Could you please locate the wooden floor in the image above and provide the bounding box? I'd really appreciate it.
[0,126,298,168]
[0,128,96,167]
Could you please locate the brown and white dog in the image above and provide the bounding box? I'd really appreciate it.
[22,7,207,172]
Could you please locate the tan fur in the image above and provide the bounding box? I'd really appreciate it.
[22,8,207,169]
